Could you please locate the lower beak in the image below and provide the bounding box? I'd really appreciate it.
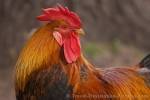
[76,28,85,35]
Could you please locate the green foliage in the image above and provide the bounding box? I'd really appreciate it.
[83,42,102,59]
[110,39,121,54]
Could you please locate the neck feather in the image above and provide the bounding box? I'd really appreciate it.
[15,23,61,90]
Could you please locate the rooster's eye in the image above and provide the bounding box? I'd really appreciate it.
[60,26,68,29]
[61,26,67,29]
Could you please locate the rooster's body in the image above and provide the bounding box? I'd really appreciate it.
[15,5,150,100]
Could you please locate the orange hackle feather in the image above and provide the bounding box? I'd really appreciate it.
[15,23,61,91]
[15,5,150,100]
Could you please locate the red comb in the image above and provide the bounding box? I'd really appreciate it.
[37,4,81,28]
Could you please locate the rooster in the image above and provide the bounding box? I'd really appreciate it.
[15,5,150,100]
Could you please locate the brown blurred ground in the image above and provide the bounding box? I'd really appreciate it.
[0,0,150,100]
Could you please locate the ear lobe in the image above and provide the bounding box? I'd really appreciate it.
[53,31,63,46]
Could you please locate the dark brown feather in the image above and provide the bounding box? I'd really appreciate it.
[16,64,73,100]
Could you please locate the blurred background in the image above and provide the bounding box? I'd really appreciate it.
[0,0,150,99]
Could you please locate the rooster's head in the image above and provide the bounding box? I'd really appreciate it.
[37,4,84,63]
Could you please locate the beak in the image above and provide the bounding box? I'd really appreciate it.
[76,28,85,35]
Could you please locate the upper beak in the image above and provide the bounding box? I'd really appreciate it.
[76,28,85,35]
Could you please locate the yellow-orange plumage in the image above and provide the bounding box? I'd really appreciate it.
[15,23,61,91]
[15,5,150,100]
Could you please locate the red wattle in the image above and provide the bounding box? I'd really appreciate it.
[53,31,81,63]
[64,32,81,63]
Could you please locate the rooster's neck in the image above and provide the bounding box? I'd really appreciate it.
[59,55,96,86]
[15,23,62,90]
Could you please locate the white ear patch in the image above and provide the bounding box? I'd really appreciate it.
[53,31,63,46]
